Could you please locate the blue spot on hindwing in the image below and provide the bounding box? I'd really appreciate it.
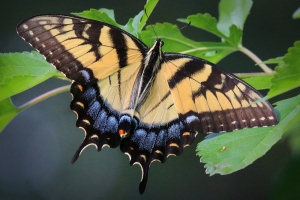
[132,117,139,131]
[120,115,131,123]
[168,123,180,139]
[156,129,167,146]
[131,129,147,148]
[105,116,118,133]
[131,129,157,153]
[93,109,107,131]
[185,115,199,124]
[142,132,156,152]
[81,87,97,102]
[80,70,91,82]
[87,101,101,120]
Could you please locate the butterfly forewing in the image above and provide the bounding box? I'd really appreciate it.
[17,15,146,84]
[17,15,278,194]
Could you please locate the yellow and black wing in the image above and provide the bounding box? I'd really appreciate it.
[17,15,278,194]
[17,15,146,84]
[161,54,278,133]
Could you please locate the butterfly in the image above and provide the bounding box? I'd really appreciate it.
[17,15,278,194]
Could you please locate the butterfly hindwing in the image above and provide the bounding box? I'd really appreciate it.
[69,64,196,194]
[70,56,144,160]
[162,54,278,134]
[17,15,278,194]
[120,69,197,193]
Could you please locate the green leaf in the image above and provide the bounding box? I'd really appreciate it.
[139,0,159,31]
[178,13,225,39]
[177,0,250,46]
[263,57,284,65]
[197,127,281,175]
[268,41,300,98]
[178,13,243,47]
[197,94,300,175]
[123,11,144,38]
[273,94,300,133]
[292,7,300,19]
[72,9,118,26]
[140,23,235,63]
[0,98,21,132]
[73,0,159,38]
[73,8,146,38]
[217,0,253,36]
[0,52,57,101]
[243,74,274,90]
[226,25,243,47]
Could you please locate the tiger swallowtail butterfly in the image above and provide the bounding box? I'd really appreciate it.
[17,15,278,194]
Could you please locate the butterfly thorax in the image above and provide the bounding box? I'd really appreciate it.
[130,39,164,110]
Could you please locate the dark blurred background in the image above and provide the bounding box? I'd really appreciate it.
[0,0,299,199]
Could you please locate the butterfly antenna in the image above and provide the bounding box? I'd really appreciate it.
[144,9,158,39]
[164,21,191,38]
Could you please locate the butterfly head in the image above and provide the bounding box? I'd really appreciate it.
[146,39,164,64]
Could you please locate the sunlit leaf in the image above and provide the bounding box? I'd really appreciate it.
[263,57,284,65]
[72,8,142,37]
[292,7,300,19]
[139,0,159,31]
[268,41,300,98]
[72,0,159,39]
[217,0,253,36]
[178,13,225,39]
[243,74,274,90]
[178,13,243,47]
[197,94,300,175]
[72,9,118,26]
[140,23,235,63]
[0,52,57,101]
[0,98,21,132]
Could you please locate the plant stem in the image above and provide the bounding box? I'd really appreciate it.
[239,46,273,73]
[235,72,275,79]
[18,85,70,111]
[179,45,236,55]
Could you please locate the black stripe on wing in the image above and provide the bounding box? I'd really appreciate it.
[70,81,197,194]
[163,53,278,134]
[17,15,100,83]
[17,15,147,84]
[120,120,196,194]
[70,82,122,163]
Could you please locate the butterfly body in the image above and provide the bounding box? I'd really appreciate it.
[17,15,278,194]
